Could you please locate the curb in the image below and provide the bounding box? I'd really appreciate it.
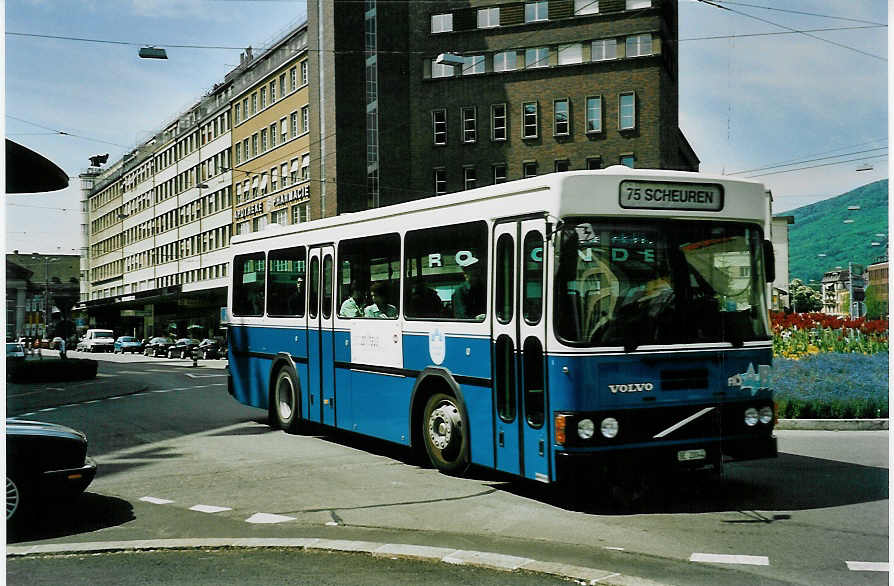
[6,538,667,585]
[776,418,888,431]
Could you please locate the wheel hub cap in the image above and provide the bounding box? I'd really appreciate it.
[428,404,461,450]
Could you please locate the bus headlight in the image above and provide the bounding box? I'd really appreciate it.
[577,418,595,440]
[600,417,619,439]
[759,406,773,425]
[744,407,759,427]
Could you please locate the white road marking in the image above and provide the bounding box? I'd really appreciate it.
[189,504,232,514]
[118,371,149,375]
[184,373,227,379]
[38,408,57,412]
[846,561,889,572]
[140,496,174,505]
[690,553,769,566]
[96,373,117,378]
[245,513,296,524]
[603,547,625,551]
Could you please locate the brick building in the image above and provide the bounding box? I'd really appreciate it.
[309,0,697,213]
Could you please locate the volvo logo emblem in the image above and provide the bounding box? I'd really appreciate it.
[609,383,654,394]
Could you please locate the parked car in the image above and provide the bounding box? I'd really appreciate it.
[6,342,26,360]
[6,419,97,527]
[196,338,224,359]
[143,336,174,357]
[113,336,143,354]
[77,329,116,353]
[167,338,201,359]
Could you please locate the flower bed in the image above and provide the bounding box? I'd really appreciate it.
[771,312,888,419]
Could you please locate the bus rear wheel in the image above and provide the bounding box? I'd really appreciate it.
[422,393,469,474]
[272,367,302,434]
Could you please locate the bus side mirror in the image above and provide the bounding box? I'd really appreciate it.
[763,240,776,283]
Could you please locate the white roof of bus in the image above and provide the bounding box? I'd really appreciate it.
[231,167,769,247]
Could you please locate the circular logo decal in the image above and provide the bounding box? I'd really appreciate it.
[428,328,446,365]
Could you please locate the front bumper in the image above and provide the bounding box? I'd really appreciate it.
[41,457,97,497]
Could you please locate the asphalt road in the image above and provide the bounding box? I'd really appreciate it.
[6,351,889,585]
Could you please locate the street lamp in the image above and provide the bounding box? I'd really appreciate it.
[31,254,59,339]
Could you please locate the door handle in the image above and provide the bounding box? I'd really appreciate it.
[498,430,504,447]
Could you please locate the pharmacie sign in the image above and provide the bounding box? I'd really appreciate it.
[273,185,310,208]
[619,180,724,212]
[235,201,265,219]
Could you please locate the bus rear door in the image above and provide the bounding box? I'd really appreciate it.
[307,245,336,426]
[491,218,550,482]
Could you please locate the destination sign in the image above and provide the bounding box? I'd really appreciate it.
[619,180,724,212]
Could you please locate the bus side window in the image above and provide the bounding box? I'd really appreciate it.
[404,221,487,321]
[337,233,400,319]
[233,252,266,316]
[267,246,306,317]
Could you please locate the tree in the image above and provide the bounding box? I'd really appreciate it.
[864,285,887,319]
[790,279,823,312]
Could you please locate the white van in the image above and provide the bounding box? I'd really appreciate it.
[78,329,116,352]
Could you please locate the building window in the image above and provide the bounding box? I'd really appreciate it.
[290,158,299,183]
[626,33,652,57]
[272,209,288,226]
[279,73,286,97]
[235,143,242,164]
[587,157,602,169]
[234,103,241,125]
[478,7,500,28]
[270,80,276,103]
[251,134,258,157]
[491,104,507,141]
[433,169,447,195]
[432,59,455,79]
[431,13,453,33]
[462,55,485,75]
[290,67,297,91]
[586,96,602,133]
[253,215,268,233]
[592,39,617,61]
[620,154,635,168]
[619,93,636,130]
[271,168,278,191]
[558,43,582,65]
[462,107,477,143]
[574,0,599,14]
[301,154,310,180]
[280,118,288,143]
[493,164,507,184]
[301,61,308,85]
[554,99,570,136]
[525,47,549,69]
[281,163,289,186]
[260,129,268,152]
[464,167,477,190]
[626,0,650,9]
[494,51,516,72]
[525,1,548,23]
[432,109,447,145]
[260,87,267,110]
[523,162,537,178]
[242,98,249,119]
[555,160,570,173]
[251,93,257,115]
[290,112,299,138]
[270,123,277,148]
[302,105,309,133]
[522,102,538,139]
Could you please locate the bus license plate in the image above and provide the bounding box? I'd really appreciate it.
[677,449,706,462]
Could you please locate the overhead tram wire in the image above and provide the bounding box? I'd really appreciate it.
[707,1,886,27]
[6,115,130,149]
[694,0,886,62]
[727,147,889,176]
[744,154,888,179]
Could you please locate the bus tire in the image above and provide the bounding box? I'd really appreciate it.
[272,367,302,434]
[422,392,469,475]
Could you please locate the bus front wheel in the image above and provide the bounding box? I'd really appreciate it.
[272,367,302,434]
[422,393,469,475]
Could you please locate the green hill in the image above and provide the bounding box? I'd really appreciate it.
[780,179,888,283]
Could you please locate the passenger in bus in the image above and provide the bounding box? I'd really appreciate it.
[339,279,369,318]
[364,282,397,318]
[409,282,443,318]
[452,256,485,319]
[287,277,305,316]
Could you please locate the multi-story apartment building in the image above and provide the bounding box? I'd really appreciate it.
[309,0,697,213]
[231,27,311,236]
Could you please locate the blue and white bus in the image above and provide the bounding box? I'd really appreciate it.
[227,168,777,486]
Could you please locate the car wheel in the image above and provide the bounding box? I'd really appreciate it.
[6,472,29,527]
[271,367,303,434]
[422,393,470,475]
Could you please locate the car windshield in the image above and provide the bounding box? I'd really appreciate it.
[95,332,115,338]
[119,337,136,342]
[7,343,23,353]
[554,218,771,349]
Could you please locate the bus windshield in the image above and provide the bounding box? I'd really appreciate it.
[555,218,771,349]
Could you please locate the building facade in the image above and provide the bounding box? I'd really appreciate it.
[79,4,696,335]
[6,253,80,340]
[309,0,698,213]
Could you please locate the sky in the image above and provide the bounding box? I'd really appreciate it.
[2,0,889,255]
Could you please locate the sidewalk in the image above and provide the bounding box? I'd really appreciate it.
[776,418,888,431]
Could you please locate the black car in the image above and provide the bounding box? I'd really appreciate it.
[167,338,201,359]
[143,336,174,357]
[6,419,97,527]
[196,338,224,360]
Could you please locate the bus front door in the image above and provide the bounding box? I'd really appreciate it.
[307,245,336,426]
[491,219,550,482]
